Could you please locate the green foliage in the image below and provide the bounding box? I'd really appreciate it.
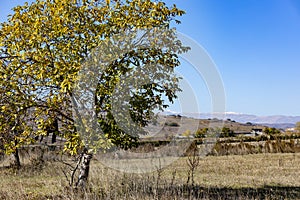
[194,127,234,138]
[219,127,235,138]
[0,0,187,155]
[194,128,208,138]
[263,127,280,135]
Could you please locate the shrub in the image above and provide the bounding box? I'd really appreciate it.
[165,122,180,127]
[194,128,208,138]
[219,127,235,137]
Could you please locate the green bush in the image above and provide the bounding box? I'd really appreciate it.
[165,122,180,127]
[219,127,235,137]
[194,128,208,138]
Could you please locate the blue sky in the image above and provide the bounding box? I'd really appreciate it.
[166,0,300,116]
[1,0,300,116]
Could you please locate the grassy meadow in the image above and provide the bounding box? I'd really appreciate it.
[0,150,299,199]
[1,116,299,199]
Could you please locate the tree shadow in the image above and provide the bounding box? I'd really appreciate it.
[159,185,300,199]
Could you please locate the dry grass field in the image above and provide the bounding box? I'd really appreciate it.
[0,152,299,199]
[1,115,299,199]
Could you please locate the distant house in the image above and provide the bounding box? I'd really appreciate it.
[235,131,255,137]
[251,128,263,135]
[285,127,295,132]
[175,135,194,139]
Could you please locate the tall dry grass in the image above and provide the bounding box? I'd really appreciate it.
[0,148,299,199]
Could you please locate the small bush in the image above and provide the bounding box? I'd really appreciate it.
[165,122,180,127]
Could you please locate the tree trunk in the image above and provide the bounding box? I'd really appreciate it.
[76,149,93,188]
[51,132,57,144]
[13,148,21,169]
[51,118,58,144]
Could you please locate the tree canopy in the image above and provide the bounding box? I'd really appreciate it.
[0,0,188,156]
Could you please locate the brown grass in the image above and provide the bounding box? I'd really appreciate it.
[0,151,299,199]
[209,138,300,156]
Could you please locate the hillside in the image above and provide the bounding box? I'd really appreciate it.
[143,115,266,140]
[162,111,300,129]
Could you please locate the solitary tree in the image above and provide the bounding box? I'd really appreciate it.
[295,122,300,133]
[263,127,280,135]
[194,128,208,138]
[220,127,235,137]
[0,0,188,187]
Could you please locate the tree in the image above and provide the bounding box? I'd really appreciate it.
[0,0,188,187]
[194,128,208,138]
[263,127,280,135]
[219,127,234,137]
[0,87,35,168]
[295,122,300,133]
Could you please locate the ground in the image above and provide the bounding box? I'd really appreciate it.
[0,152,299,199]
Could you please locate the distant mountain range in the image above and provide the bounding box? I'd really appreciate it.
[162,111,300,129]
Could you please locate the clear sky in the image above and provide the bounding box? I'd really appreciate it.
[1,0,300,116]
